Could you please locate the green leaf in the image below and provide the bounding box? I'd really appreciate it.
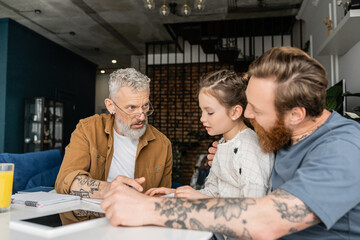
[326,86,343,112]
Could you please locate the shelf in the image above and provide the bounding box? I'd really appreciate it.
[317,9,360,56]
[24,97,64,152]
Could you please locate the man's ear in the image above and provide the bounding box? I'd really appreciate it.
[230,105,243,120]
[286,107,306,126]
[104,98,115,114]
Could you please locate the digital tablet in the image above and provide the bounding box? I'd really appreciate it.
[9,209,108,238]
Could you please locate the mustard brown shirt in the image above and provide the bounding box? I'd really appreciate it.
[55,114,172,194]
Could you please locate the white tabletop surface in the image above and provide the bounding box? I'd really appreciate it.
[0,200,212,240]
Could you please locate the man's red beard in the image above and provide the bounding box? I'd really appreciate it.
[250,118,292,153]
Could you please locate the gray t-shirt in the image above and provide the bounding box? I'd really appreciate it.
[272,111,360,239]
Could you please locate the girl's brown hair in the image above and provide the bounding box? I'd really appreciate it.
[199,70,248,117]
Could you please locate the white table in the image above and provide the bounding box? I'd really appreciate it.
[0,201,212,240]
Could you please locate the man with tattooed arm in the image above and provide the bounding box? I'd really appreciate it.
[101,47,360,239]
[55,68,172,198]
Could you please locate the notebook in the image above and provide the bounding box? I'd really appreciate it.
[11,192,80,207]
[81,198,102,205]
[160,193,175,198]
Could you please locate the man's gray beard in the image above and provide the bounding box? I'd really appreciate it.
[116,117,147,140]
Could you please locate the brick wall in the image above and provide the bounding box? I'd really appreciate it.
[147,63,235,184]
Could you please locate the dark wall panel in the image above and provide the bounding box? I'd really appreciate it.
[0,20,9,153]
[0,18,97,153]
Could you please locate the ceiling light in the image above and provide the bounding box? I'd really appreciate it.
[19,9,42,14]
[100,70,105,74]
[54,31,76,36]
[111,60,117,64]
[159,3,170,16]
[194,0,205,11]
[144,0,155,10]
[181,1,191,16]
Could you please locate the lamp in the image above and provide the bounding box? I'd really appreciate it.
[155,1,195,17]
[181,0,191,16]
[159,2,170,16]
[194,0,206,11]
[144,0,155,10]
[18,9,42,14]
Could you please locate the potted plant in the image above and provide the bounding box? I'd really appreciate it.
[326,84,360,123]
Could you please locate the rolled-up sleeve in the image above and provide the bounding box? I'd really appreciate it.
[55,122,92,194]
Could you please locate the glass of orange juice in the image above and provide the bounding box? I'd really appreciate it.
[0,163,14,212]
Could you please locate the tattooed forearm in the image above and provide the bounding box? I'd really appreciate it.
[288,227,298,234]
[155,198,256,223]
[189,218,246,239]
[155,198,256,239]
[209,198,256,221]
[72,209,105,218]
[270,188,296,200]
[69,189,90,198]
[272,199,311,223]
[69,175,101,197]
[155,198,207,223]
[74,176,100,193]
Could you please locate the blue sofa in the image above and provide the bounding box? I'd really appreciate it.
[0,149,63,193]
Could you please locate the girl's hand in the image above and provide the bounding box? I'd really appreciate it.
[144,187,175,197]
[175,186,211,199]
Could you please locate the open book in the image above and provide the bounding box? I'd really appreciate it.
[81,198,102,205]
[11,192,80,207]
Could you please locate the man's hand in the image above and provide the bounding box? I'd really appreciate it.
[175,186,211,199]
[102,176,146,196]
[207,141,218,167]
[101,183,156,226]
[111,176,146,192]
[145,187,175,197]
[69,175,145,199]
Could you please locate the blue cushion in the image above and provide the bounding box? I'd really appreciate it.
[25,164,61,189]
[0,149,63,193]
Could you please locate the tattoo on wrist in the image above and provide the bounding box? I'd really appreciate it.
[272,199,311,223]
[72,209,105,218]
[76,176,100,193]
[69,189,90,198]
[70,176,101,197]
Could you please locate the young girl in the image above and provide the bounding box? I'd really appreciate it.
[145,70,274,199]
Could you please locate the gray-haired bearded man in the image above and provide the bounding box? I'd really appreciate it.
[55,68,172,198]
